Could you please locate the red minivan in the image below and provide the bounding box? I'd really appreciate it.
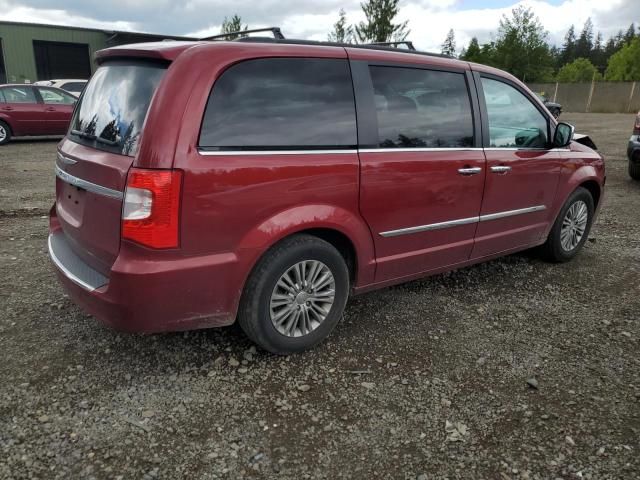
[49,36,605,353]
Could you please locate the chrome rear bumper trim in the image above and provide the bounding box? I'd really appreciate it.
[55,164,123,200]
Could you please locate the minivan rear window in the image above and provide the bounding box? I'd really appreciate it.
[199,58,357,150]
[69,61,166,156]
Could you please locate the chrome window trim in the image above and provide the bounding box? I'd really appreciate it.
[48,234,98,292]
[197,147,569,156]
[359,147,483,153]
[379,205,547,237]
[380,216,479,237]
[198,149,357,156]
[55,165,123,200]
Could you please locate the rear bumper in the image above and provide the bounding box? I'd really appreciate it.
[628,136,640,163]
[49,206,241,333]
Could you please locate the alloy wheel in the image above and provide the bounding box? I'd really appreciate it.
[269,260,336,337]
[560,200,588,251]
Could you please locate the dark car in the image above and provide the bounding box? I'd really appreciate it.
[628,110,640,180]
[49,35,605,354]
[535,92,562,119]
[0,84,77,145]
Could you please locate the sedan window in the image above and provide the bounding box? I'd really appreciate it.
[37,87,76,105]
[2,86,37,103]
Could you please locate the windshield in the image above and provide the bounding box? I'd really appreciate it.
[69,61,166,156]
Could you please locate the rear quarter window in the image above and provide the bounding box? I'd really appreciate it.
[199,58,357,150]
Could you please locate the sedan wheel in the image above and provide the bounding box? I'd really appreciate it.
[0,121,10,145]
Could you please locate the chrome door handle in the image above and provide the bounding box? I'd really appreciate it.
[458,167,482,175]
[490,166,512,173]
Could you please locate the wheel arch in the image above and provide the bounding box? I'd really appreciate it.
[236,204,376,291]
[578,179,601,208]
[0,115,14,134]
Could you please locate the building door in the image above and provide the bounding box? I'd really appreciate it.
[0,39,6,84]
[33,40,91,80]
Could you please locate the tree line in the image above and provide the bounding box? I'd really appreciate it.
[218,1,640,83]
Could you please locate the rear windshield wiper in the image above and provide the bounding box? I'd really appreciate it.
[71,129,118,146]
[71,129,96,140]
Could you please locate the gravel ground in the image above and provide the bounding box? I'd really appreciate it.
[0,114,638,479]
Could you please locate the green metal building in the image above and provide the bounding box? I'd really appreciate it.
[0,21,194,84]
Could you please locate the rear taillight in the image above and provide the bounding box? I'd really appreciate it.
[634,112,640,135]
[122,168,182,249]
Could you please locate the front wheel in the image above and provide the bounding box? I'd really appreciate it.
[540,187,594,262]
[238,235,350,354]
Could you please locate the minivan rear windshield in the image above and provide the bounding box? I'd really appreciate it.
[69,61,166,157]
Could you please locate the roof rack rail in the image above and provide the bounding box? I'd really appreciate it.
[201,27,285,41]
[368,41,416,51]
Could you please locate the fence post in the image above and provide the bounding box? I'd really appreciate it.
[628,82,637,113]
[586,72,596,113]
[553,82,559,103]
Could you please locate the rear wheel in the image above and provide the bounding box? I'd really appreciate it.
[629,156,640,180]
[0,121,11,145]
[540,187,594,262]
[238,234,350,354]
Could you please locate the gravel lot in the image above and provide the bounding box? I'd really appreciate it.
[1,113,639,479]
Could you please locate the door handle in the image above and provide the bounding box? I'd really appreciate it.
[45,107,57,111]
[490,166,512,174]
[1,106,12,111]
[458,167,482,176]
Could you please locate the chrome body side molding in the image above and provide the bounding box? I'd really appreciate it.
[379,205,547,237]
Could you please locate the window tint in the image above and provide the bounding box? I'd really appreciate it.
[2,86,37,103]
[200,58,357,149]
[70,62,166,157]
[0,90,5,103]
[481,77,549,149]
[61,82,86,92]
[37,87,76,105]
[369,66,473,148]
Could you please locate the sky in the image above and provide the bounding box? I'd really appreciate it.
[1,0,638,53]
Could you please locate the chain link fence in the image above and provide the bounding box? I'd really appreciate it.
[528,81,639,113]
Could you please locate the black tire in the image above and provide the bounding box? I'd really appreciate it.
[237,234,350,354]
[540,187,594,263]
[0,120,11,145]
[629,158,640,180]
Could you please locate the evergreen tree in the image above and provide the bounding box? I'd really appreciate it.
[355,0,409,43]
[575,18,594,59]
[441,29,456,57]
[328,9,355,43]
[560,25,576,66]
[624,23,636,45]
